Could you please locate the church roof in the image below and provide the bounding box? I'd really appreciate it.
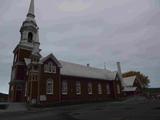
[40,54,62,67]
[40,55,117,80]
[123,76,136,87]
[59,60,117,80]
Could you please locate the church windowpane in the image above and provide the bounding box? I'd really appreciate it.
[62,80,68,95]
[28,32,33,43]
[106,84,111,95]
[49,62,52,72]
[44,61,56,73]
[46,79,53,94]
[76,81,81,95]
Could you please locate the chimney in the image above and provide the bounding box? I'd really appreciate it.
[87,64,90,67]
[117,62,125,87]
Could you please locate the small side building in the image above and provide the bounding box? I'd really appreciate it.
[122,76,144,96]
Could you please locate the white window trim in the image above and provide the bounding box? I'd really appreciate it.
[62,80,68,95]
[46,79,53,95]
[76,81,81,95]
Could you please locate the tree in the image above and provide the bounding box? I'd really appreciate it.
[123,71,150,88]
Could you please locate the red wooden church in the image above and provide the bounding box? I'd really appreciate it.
[9,0,122,105]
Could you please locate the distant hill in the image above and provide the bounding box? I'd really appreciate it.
[0,92,8,96]
[0,92,8,102]
[144,88,160,95]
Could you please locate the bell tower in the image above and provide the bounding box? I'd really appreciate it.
[19,0,38,48]
[9,0,40,102]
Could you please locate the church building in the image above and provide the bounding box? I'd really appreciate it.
[9,0,122,105]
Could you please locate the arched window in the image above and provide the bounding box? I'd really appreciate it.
[28,32,33,43]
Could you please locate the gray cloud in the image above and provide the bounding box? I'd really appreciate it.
[0,0,160,93]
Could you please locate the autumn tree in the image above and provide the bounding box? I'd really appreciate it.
[123,71,150,88]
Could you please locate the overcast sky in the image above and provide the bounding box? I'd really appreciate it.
[0,0,160,93]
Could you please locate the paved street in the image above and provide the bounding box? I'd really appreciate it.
[0,96,160,120]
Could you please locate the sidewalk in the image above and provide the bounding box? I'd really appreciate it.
[0,102,27,112]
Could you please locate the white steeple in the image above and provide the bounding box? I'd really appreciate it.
[27,0,35,18]
[25,0,36,25]
[19,0,38,49]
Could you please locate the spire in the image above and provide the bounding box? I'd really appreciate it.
[19,0,38,48]
[27,0,35,18]
[24,0,37,26]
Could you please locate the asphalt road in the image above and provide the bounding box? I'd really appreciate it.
[0,96,160,120]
